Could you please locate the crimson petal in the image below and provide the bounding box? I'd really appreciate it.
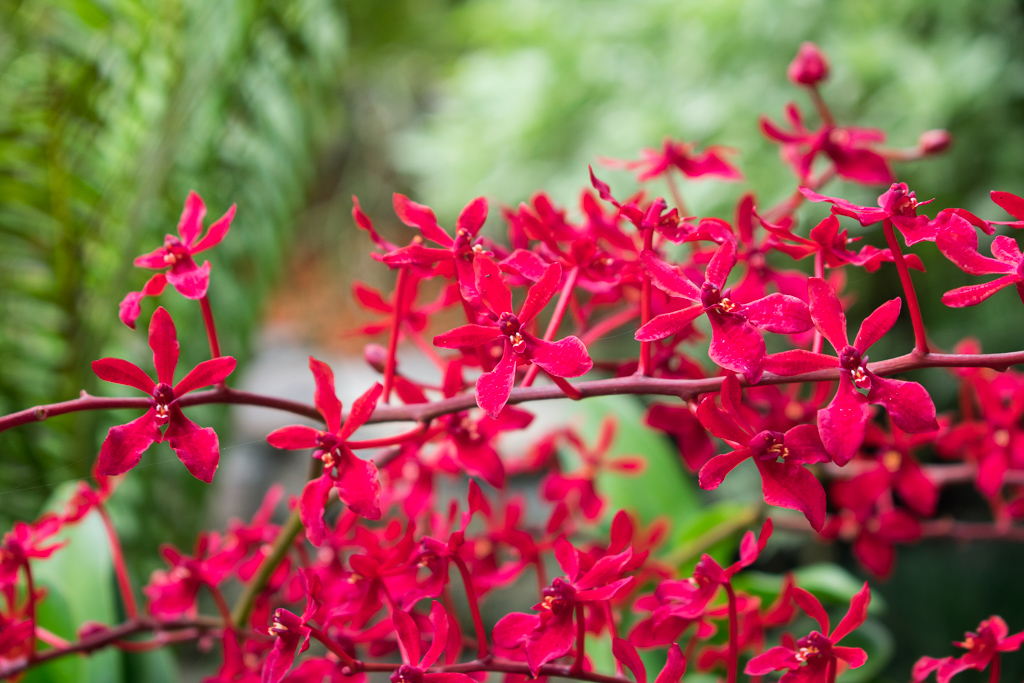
[336,454,382,520]
[164,408,220,483]
[528,336,593,378]
[755,459,826,531]
[149,307,180,386]
[96,409,161,476]
[818,374,870,466]
[868,375,938,434]
[174,357,236,395]
[92,358,156,394]
[166,260,211,300]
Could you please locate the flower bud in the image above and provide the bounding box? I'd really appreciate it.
[788,42,830,86]
[363,343,388,373]
[918,129,952,155]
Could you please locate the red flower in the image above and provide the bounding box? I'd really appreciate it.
[493,540,634,676]
[119,192,235,327]
[913,617,1024,683]
[801,183,938,245]
[144,532,236,617]
[765,278,938,465]
[697,377,829,530]
[91,306,236,483]
[746,583,871,683]
[263,573,322,683]
[938,213,1024,308]
[267,359,385,544]
[635,242,812,382]
[760,104,893,185]
[434,257,592,418]
[391,602,473,683]
[602,138,742,183]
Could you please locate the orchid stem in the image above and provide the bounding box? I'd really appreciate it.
[230,507,304,629]
[572,603,586,674]
[383,267,410,403]
[725,583,739,683]
[808,85,834,127]
[666,173,688,215]
[990,652,1001,683]
[199,295,222,360]
[812,251,825,355]
[881,219,929,355]
[24,560,36,660]
[453,556,489,659]
[98,504,138,619]
[207,585,234,631]
[309,625,361,671]
[638,228,655,376]
[522,266,580,388]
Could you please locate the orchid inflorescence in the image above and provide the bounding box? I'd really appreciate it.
[4,41,1024,683]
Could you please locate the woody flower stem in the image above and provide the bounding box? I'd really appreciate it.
[522,266,581,388]
[881,218,929,355]
[97,504,138,619]
[199,295,222,360]
[452,555,490,659]
[725,583,739,683]
[208,585,234,631]
[383,266,411,403]
[638,228,655,376]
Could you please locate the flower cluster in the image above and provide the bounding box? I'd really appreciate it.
[3,40,1024,683]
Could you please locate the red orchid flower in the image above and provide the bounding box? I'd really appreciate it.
[648,519,773,623]
[263,573,322,683]
[267,359,385,544]
[611,640,687,683]
[697,377,829,530]
[746,583,871,683]
[635,241,812,382]
[143,532,236,617]
[938,213,1024,308]
[91,306,236,483]
[821,506,920,578]
[765,277,938,465]
[913,617,1024,683]
[602,138,742,183]
[760,103,893,185]
[801,183,942,245]
[382,194,491,300]
[119,192,235,328]
[541,417,645,521]
[434,257,593,418]
[391,602,472,683]
[493,540,634,676]
[768,214,925,273]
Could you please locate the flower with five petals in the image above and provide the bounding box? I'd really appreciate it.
[91,306,236,483]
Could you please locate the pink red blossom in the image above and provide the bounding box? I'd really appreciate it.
[92,306,236,482]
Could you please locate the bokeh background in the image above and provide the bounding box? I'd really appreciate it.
[2,0,1024,680]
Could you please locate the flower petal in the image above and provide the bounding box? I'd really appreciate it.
[119,274,168,329]
[639,251,701,301]
[456,196,489,236]
[756,459,826,531]
[519,262,562,325]
[807,277,848,352]
[393,193,453,247]
[475,348,517,419]
[340,382,384,440]
[165,260,211,299]
[528,336,593,378]
[96,410,161,476]
[654,643,687,683]
[176,191,207,246]
[475,255,513,316]
[742,294,812,334]
[705,241,737,289]
[149,307,180,386]
[191,204,235,253]
[708,313,765,383]
[698,449,752,490]
[831,582,871,643]
[336,453,382,520]
[635,304,704,342]
[434,324,501,349]
[612,637,647,683]
[92,358,156,394]
[299,475,333,547]
[763,350,839,376]
[309,357,342,434]
[942,275,1019,308]
[818,374,870,466]
[164,408,220,483]
[867,375,938,434]
[267,425,321,450]
[174,357,236,395]
[853,298,901,352]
